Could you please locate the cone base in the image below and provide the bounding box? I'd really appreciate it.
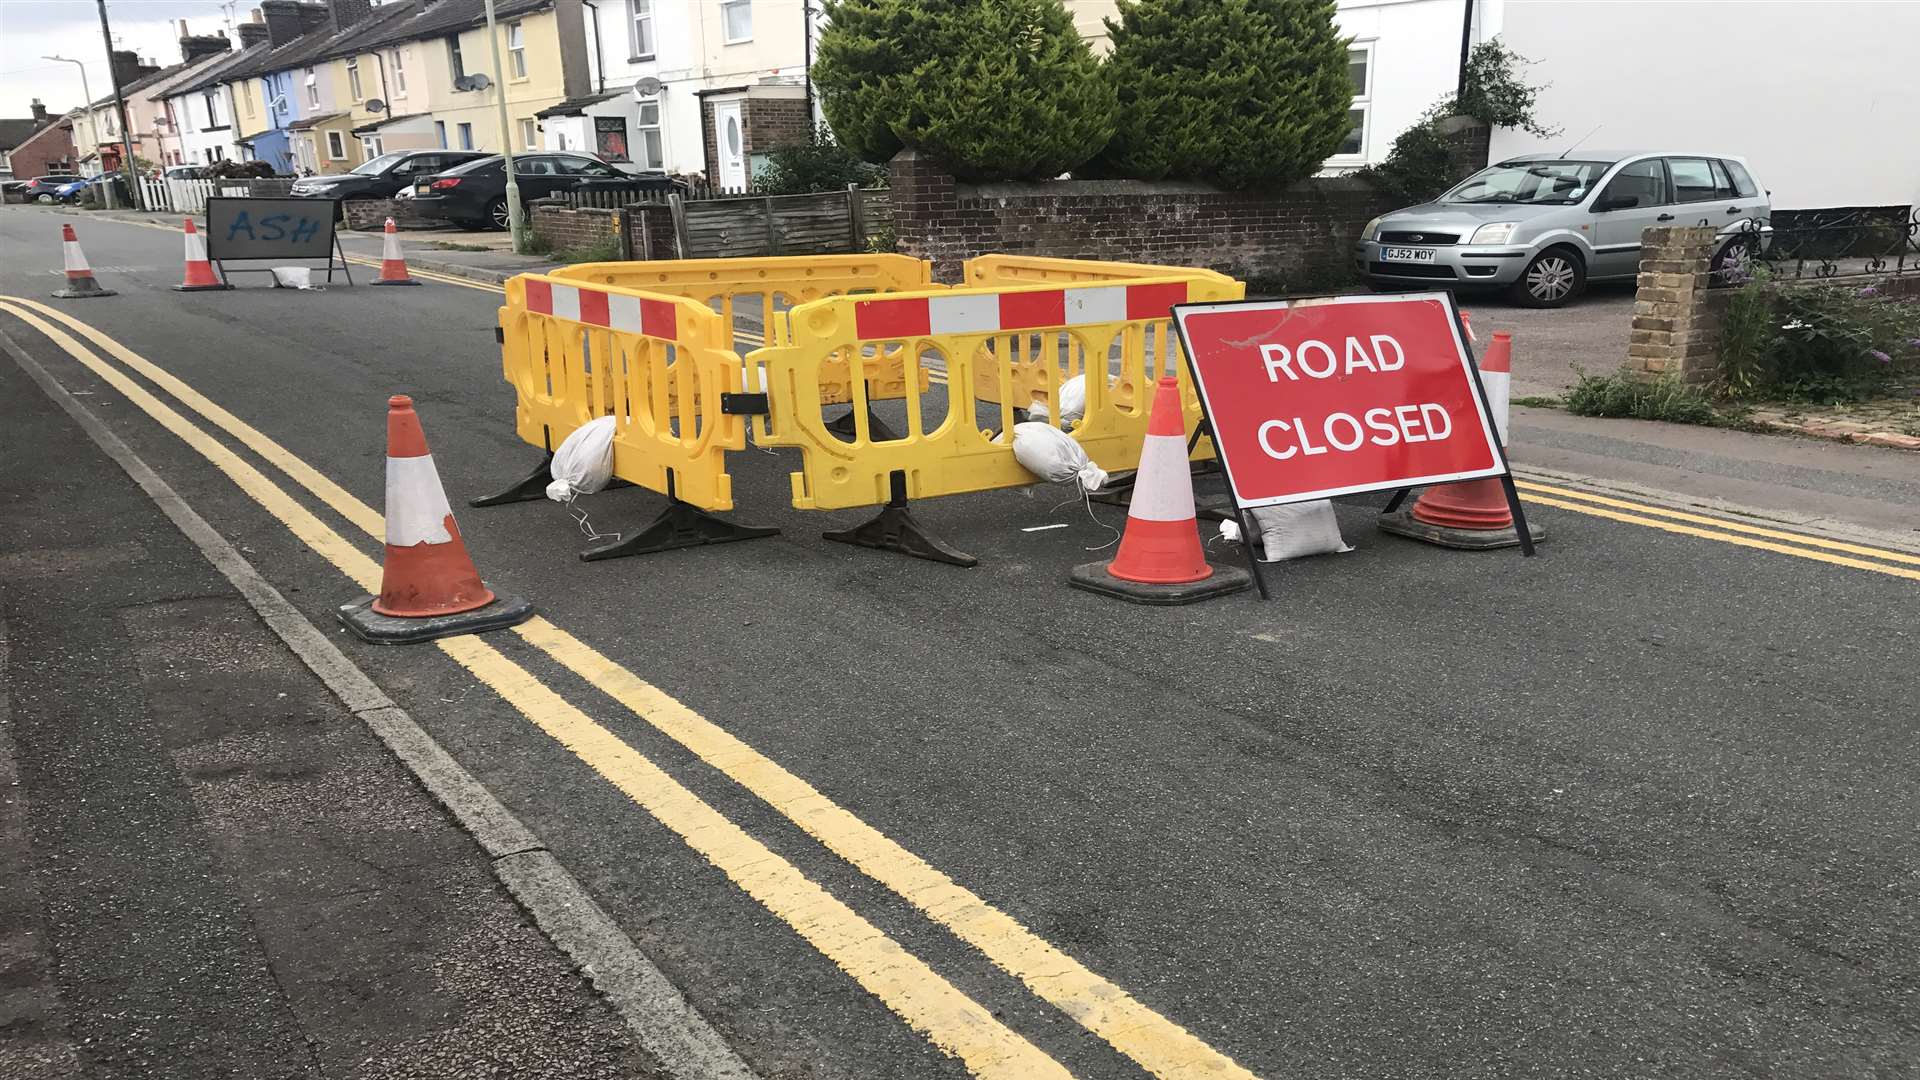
[1069,560,1251,605]
[371,278,421,286]
[51,287,116,299]
[1377,509,1546,551]
[336,589,533,645]
[173,282,233,291]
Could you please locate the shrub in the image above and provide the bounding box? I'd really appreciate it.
[1350,104,1458,205]
[814,0,1114,182]
[753,126,885,195]
[1094,0,1352,189]
[1719,268,1920,401]
[1565,373,1728,425]
[1352,40,1554,205]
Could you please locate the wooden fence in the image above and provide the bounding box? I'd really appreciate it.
[645,186,892,259]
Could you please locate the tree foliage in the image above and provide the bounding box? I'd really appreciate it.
[1094,0,1354,190]
[1455,40,1557,137]
[814,0,1115,182]
[1354,40,1558,204]
[753,126,886,195]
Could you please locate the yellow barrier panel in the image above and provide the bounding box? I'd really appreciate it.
[499,273,746,511]
[750,269,1243,512]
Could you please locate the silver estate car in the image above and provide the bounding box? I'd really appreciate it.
[1355,152,1771,307]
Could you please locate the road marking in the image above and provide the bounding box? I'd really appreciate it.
[5,295,1264,1080]
[1519,492,1920,581]
[0,298,1074,1080]
[1514,480,1920,567]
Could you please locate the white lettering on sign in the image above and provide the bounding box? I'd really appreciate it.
[1259,335,1406,382]
[1257,403,1453,460]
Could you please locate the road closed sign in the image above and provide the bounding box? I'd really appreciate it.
[1173,292,1505,507]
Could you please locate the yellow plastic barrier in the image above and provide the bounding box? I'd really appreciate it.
[498,272,747,511]
[749,266,1243,512]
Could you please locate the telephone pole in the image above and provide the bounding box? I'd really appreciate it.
[483,0,526,252]
[96,0,145,210]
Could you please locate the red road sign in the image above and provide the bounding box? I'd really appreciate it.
[1174,292,1505,507]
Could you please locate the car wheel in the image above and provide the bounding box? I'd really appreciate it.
[1710,236,1758,285]
[1509,247,1585,308]
[486,198,511,231]
[35,193,54,204]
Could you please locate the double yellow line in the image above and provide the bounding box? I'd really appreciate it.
[0,295,1260,1080]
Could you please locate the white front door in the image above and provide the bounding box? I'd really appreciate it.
[714,99,746,190]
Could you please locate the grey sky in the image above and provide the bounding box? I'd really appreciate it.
[1,0,239,118]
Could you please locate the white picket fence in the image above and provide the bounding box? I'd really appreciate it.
[137,177,224,215]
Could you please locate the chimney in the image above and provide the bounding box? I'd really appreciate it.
[237,21,271,47]
[31,99,49,126]
[180,31,232,64]
[260,0,307,46]
[297,2,333,34]
[327,0,373,32]
[109,50,154,89]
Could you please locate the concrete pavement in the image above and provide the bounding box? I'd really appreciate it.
[2,204,1916,1079]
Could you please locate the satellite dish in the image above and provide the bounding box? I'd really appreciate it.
[456,73,492,92]
[364,97,386,113]
[632,76,663,99]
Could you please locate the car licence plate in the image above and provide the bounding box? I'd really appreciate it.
[414,182,431,194]
[1380,247,1436,262]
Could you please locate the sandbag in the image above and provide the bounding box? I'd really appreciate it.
[1246,500,1351,562]
[1025,373,1088,424]
[546,416,617,502]
[1012,422,1107,492]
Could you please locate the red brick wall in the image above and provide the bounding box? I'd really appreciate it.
[702,94,811,188]
[8,120,78,180]
[889,149,1398,284]
[531,203,621,252]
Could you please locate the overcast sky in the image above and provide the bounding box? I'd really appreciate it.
[2,0,240,119]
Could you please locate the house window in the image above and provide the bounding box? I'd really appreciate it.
[435,120,447,148]
[448,36,467,82]
[208,145,225,162]
[326,130,346,159]
[241,79,255,116]
[628,0,654,59]
[721,0,752,43]
[457,122,473,150]
[362,135,382,159]
[391,49,407,96]
[203,91,220,128]
[305,67,320,108]
[636,98,663,169]
[1336,44,1372,159]
[508,24,527,79]
[347,57,363,101]
[519,117,537,150]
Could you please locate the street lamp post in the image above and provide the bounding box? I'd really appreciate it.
[42,55,96,171]
[482,0,526,253]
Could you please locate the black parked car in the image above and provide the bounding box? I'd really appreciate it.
[23,174,80,203]
[287,150,487,209]
[411,153,683,230]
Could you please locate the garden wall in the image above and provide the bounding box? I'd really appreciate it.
[888,149,1398,283]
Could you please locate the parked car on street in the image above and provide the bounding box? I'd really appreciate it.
[1355,152,1772,307]
[287,150,487,211]
[23,174,79,203]
[409,152,683,230]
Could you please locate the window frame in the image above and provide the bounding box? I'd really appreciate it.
[346,57,363,101]
[326,130,347,160]
[1721,158,1759,199]
[519,117,538,151]
[203,90,219,129]
[721,0,753,44]
[628,0,655,59]
[636,98,663,169]
[1665,156,1728,204]
[391,49,407,97]
[457,122,474,150]
[304,67,320,109]
[448,36,467,83]
[1595,156,1671,210]
[507,23,527,79]
[1329,40,1374,163]
[435,120,448,148]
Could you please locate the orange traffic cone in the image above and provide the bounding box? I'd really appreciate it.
[173,217,231,291]
[337,395,532,644]
[52,224,116,299]
[371,217,420,286]
[1379,331,1544,550]
[1070,376,1250,604]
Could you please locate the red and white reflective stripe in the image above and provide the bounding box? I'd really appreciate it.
[184,225,210,262]
[851,281,1189,340]
[1479,331,1511,445]
[1127,434,1197,522]
[524,278,679,340]
[1459,309,1476,343]
[64,239,89,275]
[381,226,404,262]
[385,454,456,546]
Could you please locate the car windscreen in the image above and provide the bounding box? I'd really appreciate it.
[1442,160,1609,206]
[350,152,409,176]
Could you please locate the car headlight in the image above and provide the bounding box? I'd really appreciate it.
[1469,222,1518,245]
[1362,216,1383,241]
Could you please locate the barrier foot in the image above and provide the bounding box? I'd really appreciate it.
[825,407,898,442]
[581,498,778,561]
[470,452,555,507]
[822,472,977,568]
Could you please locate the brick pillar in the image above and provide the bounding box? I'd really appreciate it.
[887,148,959,279]
[1626,226,1726,383]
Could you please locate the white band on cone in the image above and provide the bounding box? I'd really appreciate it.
[185,229,209,261]
[385,454,456,545]
[1482,369,1510,446]
[383,230,403,261]
[1127,435,1197,521]
[64,241,87,273]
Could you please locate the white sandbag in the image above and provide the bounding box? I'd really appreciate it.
[1025,373,1088,423]
[1218,518,1242,544]
[546,415,617,502]
[1247,500,1352,562]
[1011,421,1107,492]
[270,266,312,289]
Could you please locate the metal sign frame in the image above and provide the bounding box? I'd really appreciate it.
[202,196,354,286]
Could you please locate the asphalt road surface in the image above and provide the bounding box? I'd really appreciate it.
[3,205,1916,1080]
